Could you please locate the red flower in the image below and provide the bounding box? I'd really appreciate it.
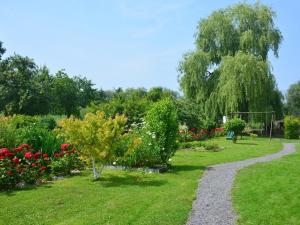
[40,166,47,171]
[0,148,9,156]
[24,151,33,159]
[33,152,42,160]
[14,146,22,152]
[31,163,36,167]
[61,144,70,151]
[0,156,4,160]
[5,152,14,158]
[20,144,30,150]
[6,170,13,176]
[42,153,49,158]
[12,157,20,164]
[53,153,60,158]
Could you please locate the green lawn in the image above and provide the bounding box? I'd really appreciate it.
[233,140,300,225]
[0,137,282,225]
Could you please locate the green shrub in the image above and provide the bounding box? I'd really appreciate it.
[178,141,204,149]
[0,117,18,148]
[225,118,246,143]
[10,115,38,129]
[121,99,179,167]
[284,116,300,139]
[144,98,178,165]
[37,116,57,130]
[178,141,221,152]
[17,125,64,156]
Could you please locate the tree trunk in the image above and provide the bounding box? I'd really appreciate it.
[91,156,99,179]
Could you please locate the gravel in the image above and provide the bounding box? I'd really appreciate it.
[186,143,296,225]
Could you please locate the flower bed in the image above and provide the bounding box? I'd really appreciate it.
[0,143,81,190]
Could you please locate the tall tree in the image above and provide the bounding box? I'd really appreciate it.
[179,2,283,119]
[0,54,39,115]
[51,70,80,116]
[286,80,300,116]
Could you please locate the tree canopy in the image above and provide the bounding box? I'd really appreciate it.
[179,2,283,119]
[286,80,300,116]
[0,44,100,116]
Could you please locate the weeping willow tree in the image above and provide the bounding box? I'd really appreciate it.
[178,2,283,120]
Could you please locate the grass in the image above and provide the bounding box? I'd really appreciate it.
[0,137,282,225]
[233,140,300,225]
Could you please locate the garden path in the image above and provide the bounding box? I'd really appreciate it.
[186,143,296,225]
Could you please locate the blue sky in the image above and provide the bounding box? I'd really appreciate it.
[1,0,299,93]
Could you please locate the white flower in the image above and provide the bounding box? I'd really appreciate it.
[113,162,116,165]
[168,158,172,162]
[148,143,152,146]
[148,171,153,174]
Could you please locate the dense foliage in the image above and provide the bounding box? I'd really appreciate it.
[284,116,300,139]
[56,112,128,179]
[286,80,300,116]
[179,2,283,120]
[0,44,102,116]
[144,98,179,165]
[225,118,246,142]
[0,143,80,189]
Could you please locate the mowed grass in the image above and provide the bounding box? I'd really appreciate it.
[233,140,300,225]
[0,137,282,225]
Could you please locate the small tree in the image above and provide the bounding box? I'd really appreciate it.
[284,116,300,139]
[56,111,127,179]
[225,118,246,143]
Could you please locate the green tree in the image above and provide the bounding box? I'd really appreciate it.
[179,2,283,119]
[176,98,204,129]
[51,70,80,117]
[74,76,98,107]
[57,112,128,179]
[0,54,39,115]
[286,81,300,116]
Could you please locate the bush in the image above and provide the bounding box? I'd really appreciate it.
[225,118,246,143]
[56,112,128,179]
[0,143,82,189]
[17,124,64,156]
[0,117,17,148]
[143,98,178,165]
[50,144,83,176]
[9,115,38,129]
[178,141,221,152]
[127,125,162,167]
[0,144,51,189]
[37,116,57,130]
[178,124,193,142]
[284,116,300,139]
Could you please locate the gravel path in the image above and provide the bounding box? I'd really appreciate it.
[186,143,296,225]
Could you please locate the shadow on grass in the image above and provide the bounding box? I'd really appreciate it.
[0,182,53,196]
[171,165,206,173]
[235,142,258,145]
[98,174,167,187]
